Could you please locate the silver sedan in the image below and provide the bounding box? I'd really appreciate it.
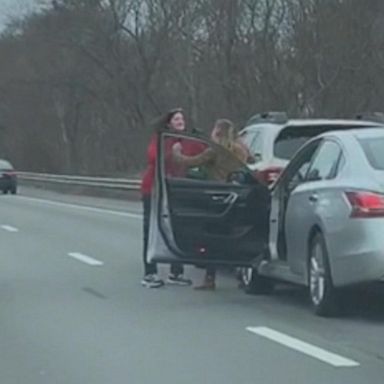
[247,128,384,316]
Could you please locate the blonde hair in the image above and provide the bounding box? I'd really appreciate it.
[213,119,236,151]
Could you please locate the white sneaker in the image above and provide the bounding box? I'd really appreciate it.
[167,274,192,286]
[141,274,165,288]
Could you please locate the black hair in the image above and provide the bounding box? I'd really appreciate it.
[151,108,184,133]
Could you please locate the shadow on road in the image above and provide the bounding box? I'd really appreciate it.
[341,284,384,322]
[262,282,384,322]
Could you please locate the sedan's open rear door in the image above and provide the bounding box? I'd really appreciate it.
[148,132,270,267]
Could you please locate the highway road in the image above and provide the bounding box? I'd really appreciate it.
[1,186,384,384]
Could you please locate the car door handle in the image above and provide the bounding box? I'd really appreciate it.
[211,195,226,201]
[211,193,237,204]
[309,193,319,203]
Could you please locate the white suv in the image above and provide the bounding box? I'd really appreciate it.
[238,112,382,184]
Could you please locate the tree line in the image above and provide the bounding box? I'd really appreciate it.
[0,0,383,175]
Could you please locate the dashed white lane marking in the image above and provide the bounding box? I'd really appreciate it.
[68,252,104,266]
[1,225,19,233]
[246,327,360,368]
[13,195,142,219]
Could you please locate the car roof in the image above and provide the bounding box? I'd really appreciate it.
[286,119,382,127]
[321,127,384,140]
[241,119,382,133]
[0,159,13,169]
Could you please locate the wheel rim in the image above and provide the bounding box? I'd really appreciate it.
[241,267,253,286]
[309,243,326,306]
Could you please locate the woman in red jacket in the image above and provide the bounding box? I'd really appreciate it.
[141,108,196,288]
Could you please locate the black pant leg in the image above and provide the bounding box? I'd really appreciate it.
[170,262,184,277]
[206,266,216,279]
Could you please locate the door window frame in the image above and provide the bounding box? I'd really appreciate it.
[155,131,263,262]
[304,139,344,183]
[273,138,322,195]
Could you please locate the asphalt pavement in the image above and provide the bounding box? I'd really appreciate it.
[1,186,384,383]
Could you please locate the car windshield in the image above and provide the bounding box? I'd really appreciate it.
[358,137,384,170]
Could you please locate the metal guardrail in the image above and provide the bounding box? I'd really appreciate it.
[17,172,141,190]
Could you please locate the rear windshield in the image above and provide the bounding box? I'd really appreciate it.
[274,125,374,160]
[0,160,13,170]
[274,136,310,160]
[358,137,384,170]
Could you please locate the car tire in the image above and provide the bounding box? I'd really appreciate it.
[308,232,339,317]
[11,187,17,195]
[2,189,8,194]
[240,266,274,295]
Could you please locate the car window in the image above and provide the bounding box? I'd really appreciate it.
[283,142,320,191]
[358,137,384,170]
[240,130,263,157]
[274,136,311,160]
[306,141,342,181]
[162,134,252,184]
[274,127,314,160]
[274,124,373,160]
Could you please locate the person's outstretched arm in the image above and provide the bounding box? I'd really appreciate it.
[172,143,215,167]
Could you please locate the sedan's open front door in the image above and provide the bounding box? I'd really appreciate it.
[148,132,270,267]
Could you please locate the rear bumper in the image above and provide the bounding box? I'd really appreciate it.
[332,250,384,287]
[0,177,16,190]
[329,219,384,287]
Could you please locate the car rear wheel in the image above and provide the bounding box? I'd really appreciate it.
[2,189,8,194]
[10,187,17,195]
[240,267,274,295]
[309,233,339,317]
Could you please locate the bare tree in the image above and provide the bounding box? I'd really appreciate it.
[1,0,384,174]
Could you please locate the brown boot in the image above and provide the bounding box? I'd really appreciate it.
[194,274,216,290]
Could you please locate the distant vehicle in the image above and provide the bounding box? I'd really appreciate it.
[0,160,17,194]
[149,128,384,317]
[238,111,383,185]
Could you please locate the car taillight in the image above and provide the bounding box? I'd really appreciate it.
[257,167,283,184]
[345,191,384,218]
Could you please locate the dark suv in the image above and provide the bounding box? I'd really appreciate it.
[0,159,17,194]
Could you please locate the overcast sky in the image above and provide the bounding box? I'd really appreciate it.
[0,0,40,30]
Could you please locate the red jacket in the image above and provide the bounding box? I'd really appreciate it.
[141,134,207,196]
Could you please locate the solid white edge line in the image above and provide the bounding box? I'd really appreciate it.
[1,225,19,233]
[14,195,142,219]
[68,252,104,266]
[246,327,360,368]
